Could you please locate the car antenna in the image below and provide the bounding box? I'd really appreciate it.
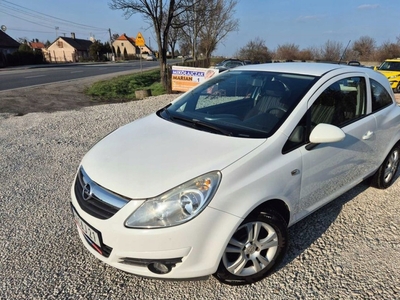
[338,40,351,64]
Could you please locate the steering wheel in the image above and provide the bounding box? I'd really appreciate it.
[265,107,286,115]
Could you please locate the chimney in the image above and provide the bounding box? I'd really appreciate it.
[71,32,75,39]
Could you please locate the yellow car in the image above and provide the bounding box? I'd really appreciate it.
[375,59,400,92]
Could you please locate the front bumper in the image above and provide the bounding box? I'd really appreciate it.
[70,182,241,279]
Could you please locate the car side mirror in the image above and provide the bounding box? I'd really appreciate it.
[309,123,345,144]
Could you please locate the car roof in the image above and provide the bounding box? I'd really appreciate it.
[229,62,393,95]
[233,62,375,77]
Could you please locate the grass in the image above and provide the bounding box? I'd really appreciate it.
[85,69,165,101]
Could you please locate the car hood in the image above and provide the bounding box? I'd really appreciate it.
[81,113,265,199]
[377,70,400,78]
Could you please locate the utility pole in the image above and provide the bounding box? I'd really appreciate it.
[109,28,116,61]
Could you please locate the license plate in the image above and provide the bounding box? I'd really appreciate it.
[72,206,101,247]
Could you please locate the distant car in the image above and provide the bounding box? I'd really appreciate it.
[375,58,400,92]
[214,59,244,72]
[71,62,400,285]
[145,55,157,61]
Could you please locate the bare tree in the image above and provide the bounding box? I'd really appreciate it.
[352,36,376,61]
[168,22,181,58]
[275,43,300,60]
[112,33,120,42]
[179,37,192,57]
[298,47,317,61]
[375,41,400,62]
[342,48,360,62]
[109,0,195,91]
[319,40,343,62]
[235,37,272,62]
[178,0,207,60]
[178,0,238,60]
[197,0,239,59]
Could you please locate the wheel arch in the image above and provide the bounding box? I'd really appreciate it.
[247,199,290,226]
[380,138,400,166]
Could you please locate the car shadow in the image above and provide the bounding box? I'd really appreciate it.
[273,176,390,272]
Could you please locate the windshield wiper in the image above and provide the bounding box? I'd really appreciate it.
[192,119,233,136]
[167,113,233,136]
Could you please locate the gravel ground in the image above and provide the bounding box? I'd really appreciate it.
[0,93,400,299]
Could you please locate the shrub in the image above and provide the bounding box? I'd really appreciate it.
[85,69,164,100]
[5,50,44,66]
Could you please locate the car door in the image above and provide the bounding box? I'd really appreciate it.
[368,78,399,165]
[293,75,378,220]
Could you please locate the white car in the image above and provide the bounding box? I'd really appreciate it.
[145,55,157,61]
[71,63,400,285]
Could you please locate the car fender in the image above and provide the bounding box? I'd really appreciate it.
[209,133,301,227]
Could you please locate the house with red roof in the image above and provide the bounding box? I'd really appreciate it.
[112,33,155,60]
[29,41,46,52]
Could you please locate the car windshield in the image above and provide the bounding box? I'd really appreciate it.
[378,61,400,71]
[159,70,318,138]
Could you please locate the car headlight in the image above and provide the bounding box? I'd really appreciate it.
[389,74,400,79]
[125,171,221,228]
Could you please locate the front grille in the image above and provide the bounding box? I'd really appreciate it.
[74,168,129,220]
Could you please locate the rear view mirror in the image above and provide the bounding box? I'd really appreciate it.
[309,123,345,144]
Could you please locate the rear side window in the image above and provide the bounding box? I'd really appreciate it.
[370,79,393,112]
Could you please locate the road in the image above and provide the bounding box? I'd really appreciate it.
[0,60,161,91]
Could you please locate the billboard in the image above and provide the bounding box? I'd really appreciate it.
[171,66,219,92]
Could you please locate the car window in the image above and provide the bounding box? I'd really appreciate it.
[283,77,367,153]
[161,71,318,138]
[310,77,366,127]
[378,61,400,71]
[370,79,393,112]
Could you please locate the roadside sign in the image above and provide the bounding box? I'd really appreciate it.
[171,66,219,92]
[136,32,145,47]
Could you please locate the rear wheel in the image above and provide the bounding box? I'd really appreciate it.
[371,144,400,189]
[213,211,287,285]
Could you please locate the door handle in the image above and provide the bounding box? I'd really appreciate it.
[291,169,300,176]
[362,131,374,140]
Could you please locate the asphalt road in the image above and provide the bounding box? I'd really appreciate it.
[0,60,161,91]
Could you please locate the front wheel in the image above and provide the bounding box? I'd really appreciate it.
[213,211,287,285]
[371,144,400,189]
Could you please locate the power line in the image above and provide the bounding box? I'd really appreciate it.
[6,28,54,34]
[0,0,108,32]
[0,9,55,30]
[0,3,60,27]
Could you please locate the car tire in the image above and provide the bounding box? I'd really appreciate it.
[371,144,400,189]
[213,210,287,285]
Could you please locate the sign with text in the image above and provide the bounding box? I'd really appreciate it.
[135,32,145,47]
[171,66,219,92]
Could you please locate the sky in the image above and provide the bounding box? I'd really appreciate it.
[1,0,399,57]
